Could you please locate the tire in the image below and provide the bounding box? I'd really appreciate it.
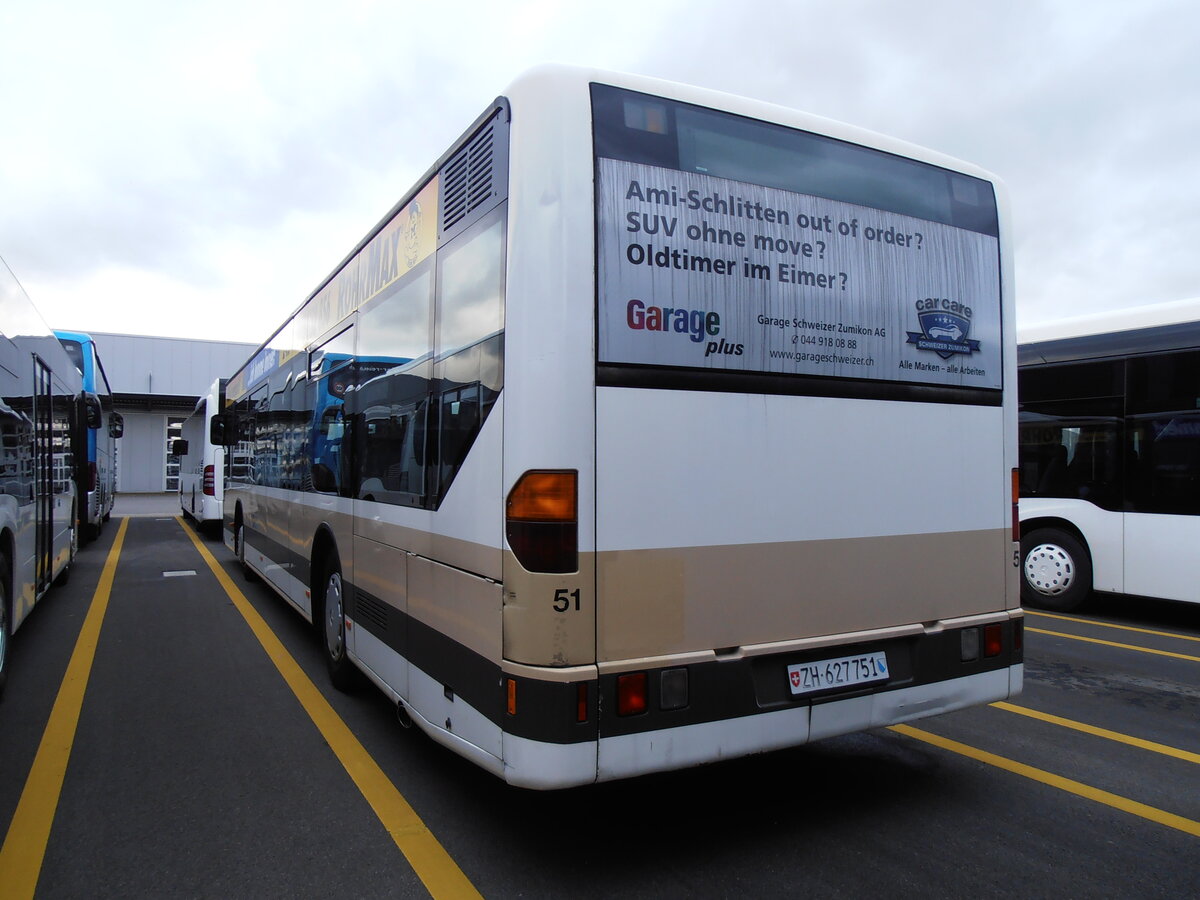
[1,551,12,699]
[317,555,358,691]
[236,520,256,582]
[1021,527,1092,612]
[56,507,78,586]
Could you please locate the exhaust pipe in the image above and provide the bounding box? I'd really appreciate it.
[396,701,413,729]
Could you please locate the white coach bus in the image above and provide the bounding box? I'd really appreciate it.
[218,66,1022,788]
[1,257,84,698]
[177,377,226,532]
[1018,299,1200,611]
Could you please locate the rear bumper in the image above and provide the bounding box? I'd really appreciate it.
[501,665,1021,788]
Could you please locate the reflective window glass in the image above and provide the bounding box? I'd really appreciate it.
[359,269,432,365]
[436,218,504,359]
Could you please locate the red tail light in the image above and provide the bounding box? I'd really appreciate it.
[203,465,216,496]
[984,623,1003,657]
[617,672,647,716]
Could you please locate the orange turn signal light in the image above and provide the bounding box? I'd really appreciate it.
[506,471,577,522]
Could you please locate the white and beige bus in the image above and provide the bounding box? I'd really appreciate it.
[219,66,1022,789]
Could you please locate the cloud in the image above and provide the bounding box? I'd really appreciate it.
[1,0,1197,342]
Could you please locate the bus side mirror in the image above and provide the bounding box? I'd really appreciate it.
[109,412,124,439]
[172,439,189,456]
[82,392,102,429]
[210,415,228,446]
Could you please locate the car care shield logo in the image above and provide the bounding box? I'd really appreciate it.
[906,298,981,360]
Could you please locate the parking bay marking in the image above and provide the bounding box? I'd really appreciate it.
[890,723,1200,838]
[1026,627,1200,664]
[991,701,1200,765]
[1025,610,1200,645]
[180,519,482,900]
[0,517,130,900]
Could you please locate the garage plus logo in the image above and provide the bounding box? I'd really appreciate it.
[625,298,744,358]
[906,297,981,360]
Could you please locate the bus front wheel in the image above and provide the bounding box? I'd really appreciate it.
[1021,528,1092,612]
[318,555,358,692]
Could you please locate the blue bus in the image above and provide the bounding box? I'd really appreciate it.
[54,330,122,540]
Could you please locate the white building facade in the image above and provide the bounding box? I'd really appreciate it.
[86,332,256,494]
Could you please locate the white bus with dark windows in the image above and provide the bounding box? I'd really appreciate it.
[1,258,95,698]
[215,66,1022,788]
[1018,299,1200,611]
[176,377,227,533]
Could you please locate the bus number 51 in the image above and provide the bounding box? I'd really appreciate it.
[553,588,582,612]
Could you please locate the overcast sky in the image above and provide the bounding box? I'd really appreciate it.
[2,0,1196,345]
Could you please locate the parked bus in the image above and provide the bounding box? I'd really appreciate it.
[218,66,1022,788]
[54,330,122,540]
[1018,298,1200,611]
[1,258,87,698]
[177,378,226,532]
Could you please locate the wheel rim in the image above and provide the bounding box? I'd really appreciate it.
[324,571,345,661]
[1024,542,1076,596]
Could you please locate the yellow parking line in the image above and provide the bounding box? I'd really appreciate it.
[180,520,482,900]
[1026,627,1200,663]
[0,518,129,900]
[890,723,1200,838]
[991,702,1200,765]
[1025,610,1200,644]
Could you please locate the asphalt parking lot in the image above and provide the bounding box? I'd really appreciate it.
[1,509,1197,898]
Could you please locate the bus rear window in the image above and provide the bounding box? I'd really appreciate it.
[592,83,1004,400]
[592,84,997,237]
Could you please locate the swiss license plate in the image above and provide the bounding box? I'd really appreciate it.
[787,651,889,696]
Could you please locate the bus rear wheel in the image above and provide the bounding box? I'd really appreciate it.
[1021,528,1092,612]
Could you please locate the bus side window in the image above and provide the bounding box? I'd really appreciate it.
[307,381,346,495]
[355,368,430,506]
[1127,350,1200,515]
[438,383,481,493]
[310,405,343,495]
